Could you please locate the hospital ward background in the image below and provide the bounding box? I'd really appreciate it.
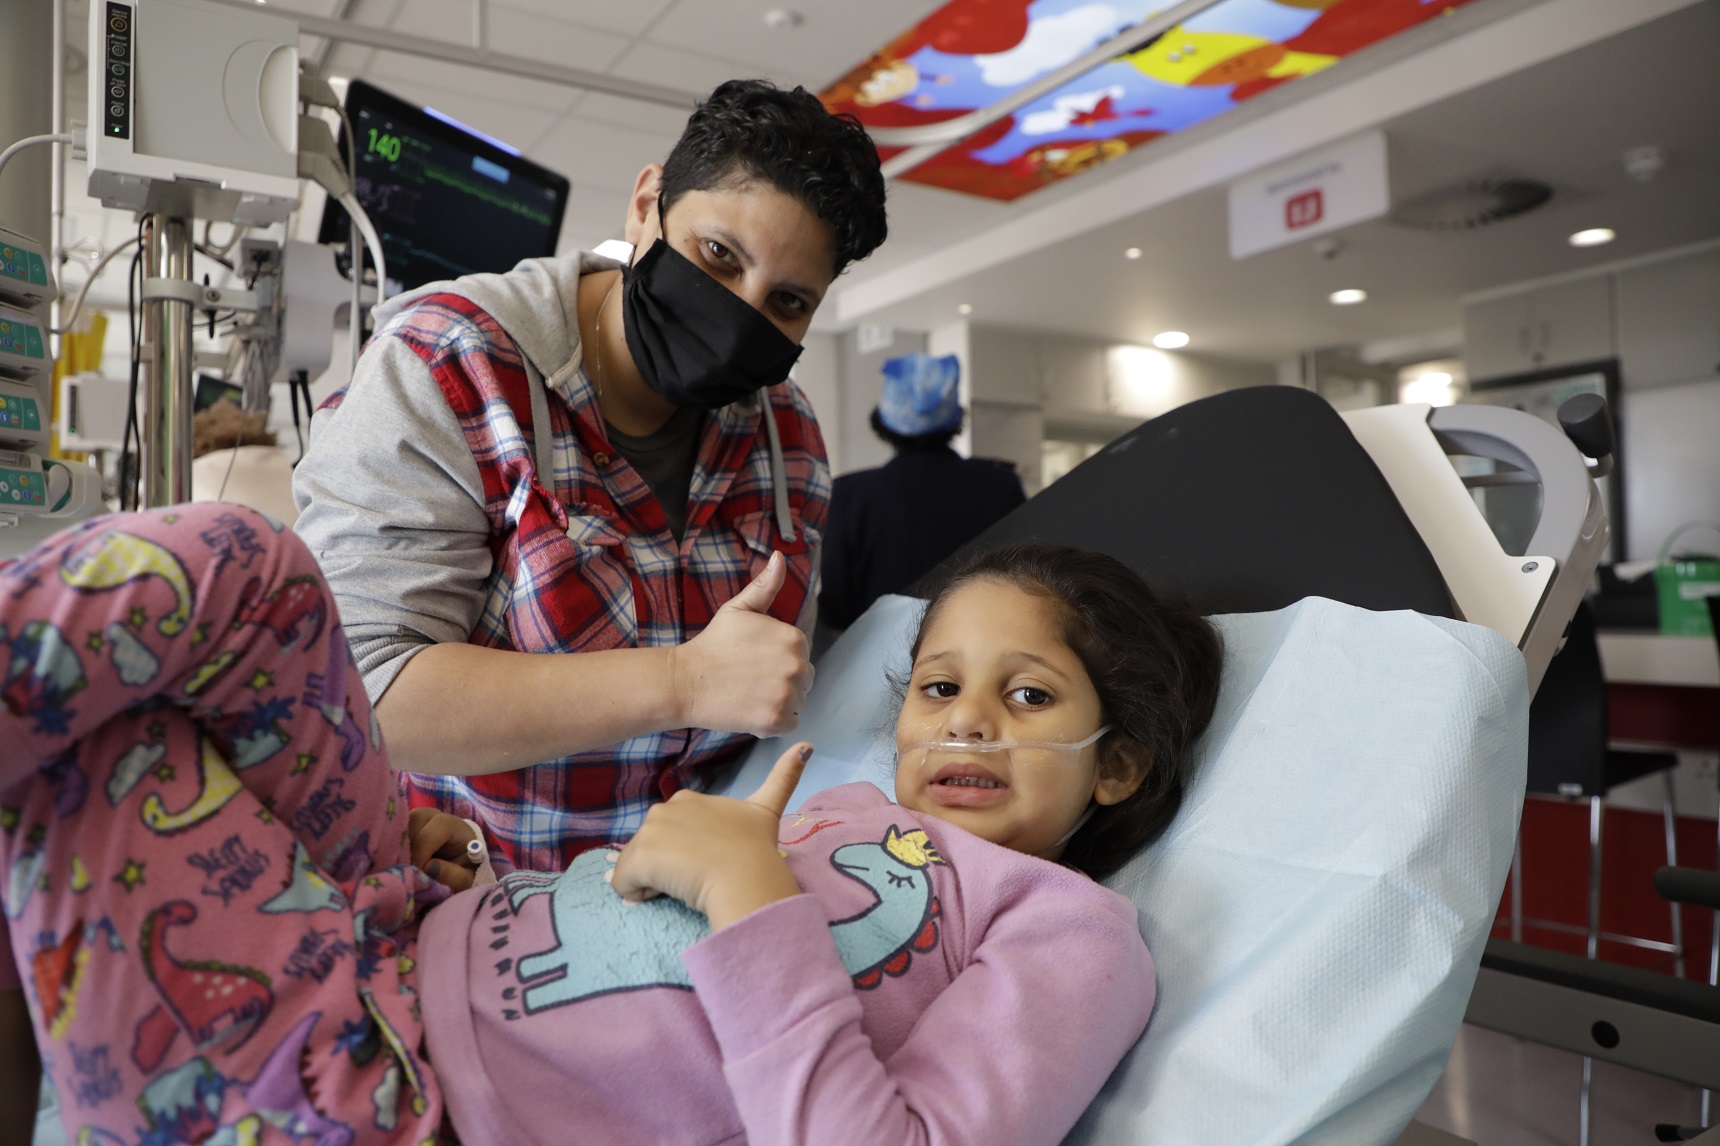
[2,0,1719,1143]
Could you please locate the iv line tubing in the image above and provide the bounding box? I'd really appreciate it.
[54,237,139,335]
[337,191,388,371]
[0,133,73,183]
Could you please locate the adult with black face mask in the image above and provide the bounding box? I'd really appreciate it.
[293,81,887,875]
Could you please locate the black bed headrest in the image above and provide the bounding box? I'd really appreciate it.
[921,385,1456,619]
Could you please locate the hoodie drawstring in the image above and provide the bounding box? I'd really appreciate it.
[760,391,797,544]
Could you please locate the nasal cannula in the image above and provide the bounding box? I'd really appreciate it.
[897,726,1112,848]
[896,724,1113,763]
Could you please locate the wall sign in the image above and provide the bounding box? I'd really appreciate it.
[1228,130,1389,260]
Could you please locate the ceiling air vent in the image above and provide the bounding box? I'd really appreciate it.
[1390,177,1554,231]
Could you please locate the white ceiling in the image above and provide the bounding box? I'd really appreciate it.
[835,0,1720,363]
[54,0,1720,366]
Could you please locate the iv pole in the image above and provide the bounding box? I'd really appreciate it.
[140,214,195,506]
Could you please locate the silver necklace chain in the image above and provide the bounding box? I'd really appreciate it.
[591,272,620,399]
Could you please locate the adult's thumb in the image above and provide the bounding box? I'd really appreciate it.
[725,551,785,615]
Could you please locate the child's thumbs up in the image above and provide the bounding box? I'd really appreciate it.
[748,742,813,819]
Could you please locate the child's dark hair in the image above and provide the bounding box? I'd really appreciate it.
[910,542,1223,880]
[661,80,888,277]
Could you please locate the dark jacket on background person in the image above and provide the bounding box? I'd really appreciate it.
[819,446,1026,629]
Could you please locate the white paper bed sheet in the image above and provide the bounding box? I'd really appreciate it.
[714,593,1528,1146]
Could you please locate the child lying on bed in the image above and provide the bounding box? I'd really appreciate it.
[1,503,1220,1146]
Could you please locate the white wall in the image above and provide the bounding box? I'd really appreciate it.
[790,331,841,474]
[1103,344,1275,420]
[915,322,1272,494]
[1622,378,1720,562]
[1462,241,1720,562]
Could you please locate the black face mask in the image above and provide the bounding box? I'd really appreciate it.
[620,236,804,411]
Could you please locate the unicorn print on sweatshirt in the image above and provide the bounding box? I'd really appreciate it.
[488,823,947,1017]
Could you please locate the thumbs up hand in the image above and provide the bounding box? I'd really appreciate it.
[726,546,788,615]
[609,743,814,930]
[670,552,814,738]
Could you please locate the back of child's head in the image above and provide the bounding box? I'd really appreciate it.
[911,542,1223,879]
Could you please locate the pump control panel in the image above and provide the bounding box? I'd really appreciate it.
[0,449,49,511]
[103,2,133,142]
[0,379,47,450]
[0,308,49,381]
[0,228,53,310]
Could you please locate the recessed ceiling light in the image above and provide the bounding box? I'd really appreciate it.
[763,8,804,29]
[1152,331,1189,349]
[1329,288,1368,306]
[1569,227,1616,248]
[1124,247,1143,260]
[957,303,973,315]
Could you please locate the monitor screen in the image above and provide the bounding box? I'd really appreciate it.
[318,79,571,291]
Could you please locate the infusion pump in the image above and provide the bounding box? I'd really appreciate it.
[86,0,300,224]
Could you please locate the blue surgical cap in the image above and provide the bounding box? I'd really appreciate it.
[878,352,962,437]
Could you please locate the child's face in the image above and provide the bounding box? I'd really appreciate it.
[894,578,1124,862]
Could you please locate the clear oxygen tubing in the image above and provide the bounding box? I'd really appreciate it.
[1053,804,1097,849]
[898,726,1114,851]
[895,724,1113,765]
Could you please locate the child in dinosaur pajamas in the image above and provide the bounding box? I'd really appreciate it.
[3,503,1221,1146]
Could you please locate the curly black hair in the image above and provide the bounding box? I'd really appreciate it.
[909,543,1223,880]
[661,79,888,277]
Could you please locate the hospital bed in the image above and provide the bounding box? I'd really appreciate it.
[28,385,1711,1144]
[711,384,1719,1144]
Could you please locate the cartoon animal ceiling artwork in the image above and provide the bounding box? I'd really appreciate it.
[822,0,1478,200]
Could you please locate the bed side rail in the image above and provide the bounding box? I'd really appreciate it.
[1467,937,1720,1090]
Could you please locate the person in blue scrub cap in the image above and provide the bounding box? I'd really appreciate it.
[818,352,1026,631]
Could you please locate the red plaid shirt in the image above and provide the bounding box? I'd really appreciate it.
[323,292,829,873]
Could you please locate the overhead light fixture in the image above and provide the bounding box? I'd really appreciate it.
[1402,372,1456,407]
[1152,331,1189,349]
[1108,345,1178,419]
[1329,288,1368,306]
[957,303,973,315]
[1124,247,1143,260]
[1569,227,1616,248]
[763,8,805,29]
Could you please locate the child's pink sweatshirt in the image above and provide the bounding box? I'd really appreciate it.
[419,781,1155,1146]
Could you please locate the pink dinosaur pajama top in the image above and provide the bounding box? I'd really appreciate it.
[419,782,1156,1146]
[1,504,448,1146]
